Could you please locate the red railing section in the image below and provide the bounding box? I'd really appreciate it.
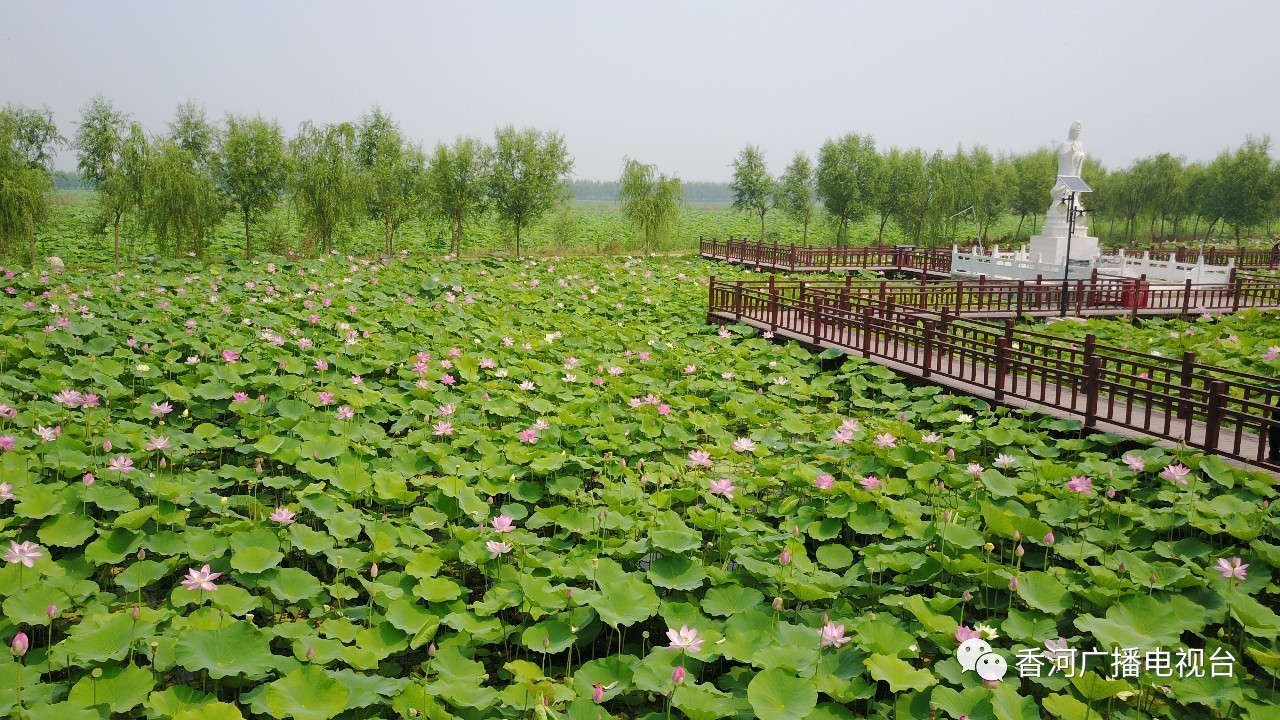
[708,277,1280,469]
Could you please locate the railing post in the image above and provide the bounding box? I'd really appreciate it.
[811,289,821,345]
[1130,276,1142,324]
[734,280,744,320]
[1181,278,1193,318]
[1075,278,1086,316]
[861,307,873,359]
[1016,279,1024,318]
[1178,351,1196,431]
[790,243,797,272]
[922,319,935,378]
[1232,276,1242,312]
[1204,381,1227,452]
[1084,356,1101,428]
[768,275,778,332]
[994,338,1008,401]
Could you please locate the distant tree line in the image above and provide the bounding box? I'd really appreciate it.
[730,135,1280,248]
[0,97,574,262]
[574,179,730,203]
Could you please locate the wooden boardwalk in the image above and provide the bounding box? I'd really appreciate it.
[708,279,1280,475]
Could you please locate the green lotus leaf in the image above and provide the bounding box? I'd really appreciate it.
[259,567,325,604]
[747,667,817,720]
[672,682,739,720]
[176,621,277,680]
[701,585,765,617]
[865,654,937,693]
[816,543,853,569]
[1075,595,1192,648]
[231,545,285,574]
[1015,571,1073,614]
[265,666,349,720]
[648,554,708,591]
[67,664,155,713]
[64,612,147,663]
[38,512,96,547]
[2,583,69,625]
[521,616,576,653]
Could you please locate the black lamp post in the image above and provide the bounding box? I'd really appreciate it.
[1055,176,1092,317]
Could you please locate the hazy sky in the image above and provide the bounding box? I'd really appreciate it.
[2,1,1277,180]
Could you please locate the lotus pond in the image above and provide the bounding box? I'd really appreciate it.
[0,254,1277,720]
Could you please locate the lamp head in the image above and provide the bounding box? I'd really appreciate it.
[1056,197,1069,214]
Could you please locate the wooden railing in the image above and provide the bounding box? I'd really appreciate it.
[708,278,1280,468]
[699,237,953,274]
[702,237,1280,274]
[709,274,1280,320]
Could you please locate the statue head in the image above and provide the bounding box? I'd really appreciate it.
[1068,121,1082,140]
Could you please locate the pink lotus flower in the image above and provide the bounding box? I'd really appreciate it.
[994,454,1016,468]
[317,391,335,405]
[687,450,713,468]
[1215,556,1248,581]
[709,478,736,498]
[814,474,834,490]
[1161,463,1191,485]
[486,540,512,558]
[779,550,792,565]
[491,515,515,533]
[10,631,28,658]
[107,455,135,473]
[666,625,704,653]
[519,380,535,391]
[53,389,84,407]
[350,375,362,385]
[1122,453,1145,472]
[518,428,538,443]
[1066,475,1093,494]
[920,432,940,443]
[232,392,250,404]
[1044,532,1055,546]
[860,475,883,490]
[34,424,61,443]
[221,349,240,363]
[150,401,173,418]
[83,473,94,486]
[0,436,14,452]
[731,437,756,453]
[819,622,851,648]
[335,406,355,421]
[955,625,981,643]
[440,374,456,386]
[592,684,606,703]
[0,404,16,419]
[3,540,43,568]
[82,393,100,408]
[831,428,853,445]
[144,435,171,452]
[432,420,454,436]
[874,433,897,448]
[966,463,984,476]
[316,359,329,372]
[683,365,696,374]
[270,507,296,524]
[181,564,221,592]
[0,482,13,500]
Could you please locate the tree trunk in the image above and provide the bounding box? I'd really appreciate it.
[113,211,122,265]
[515,225,522,259]
[1191,215,1200,239]
[758,211,766,243]
[244,209,253,260]
[28,215,36,265]
[877,215,888,243]
[1014,214,1025,239]
[385,217,393,257]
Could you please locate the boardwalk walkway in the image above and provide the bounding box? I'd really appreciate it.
[708,278,1280,474]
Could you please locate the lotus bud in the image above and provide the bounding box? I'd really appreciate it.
[962,589,971,601]
[138,548,146,560]
[1016,544,1025,557]
[47,604,58,619]
[11,632,28,657]
[1044,532,1055,547]
[773,597,783,611]
[1009,576,1019,591]
[1150,572,1157,585]
[132,604,141,620]
[91,667,102,678]
[791,524,799,537]
[822,613,829,624]
[1013,530,1020,542]
[566,588,573,599]
[1118,562,1127,573]
[103,439,112,452]
[219,496,228,506]
[370,563,379,579]
[943,509,952,522]
[159,458,167,468]
[592,683,605,703]
[1106,487,1116,499]
[306,647,316,660]
[779,550,792,566]
[83,472,95,486]
[428,643,437,657]
[672,665,686,686]
[946,449,955,460]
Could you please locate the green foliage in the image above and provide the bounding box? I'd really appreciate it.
[729,144,774,241]
[487,125,574,257]
[356,107,430,257]
[816,133,879,246]
[776,152,816,243]
[216,114,287,258]
[289,121,365,254]
[618,157,683,254]
[425,136,490,257]
[0,103,62,261]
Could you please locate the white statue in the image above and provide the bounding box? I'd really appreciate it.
[1049,121,1086,211]
[1029,121,1098,265]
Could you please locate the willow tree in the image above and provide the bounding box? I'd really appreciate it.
[0,105,62,262]
[488,126,573,258]
[140,138,224,257]
[75,95,146,263]
[816,134,879,247]
[618,158,683,255]
[425,136,490,258]
[730,145,773,242]
[216,114,286,259]
[776,152,816,243]
[357,108,430,257]
[290,121,365,254]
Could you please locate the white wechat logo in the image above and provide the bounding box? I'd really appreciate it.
[957,638,1008,682]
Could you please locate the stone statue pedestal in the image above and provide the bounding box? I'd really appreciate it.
[1029,204,1098,267]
